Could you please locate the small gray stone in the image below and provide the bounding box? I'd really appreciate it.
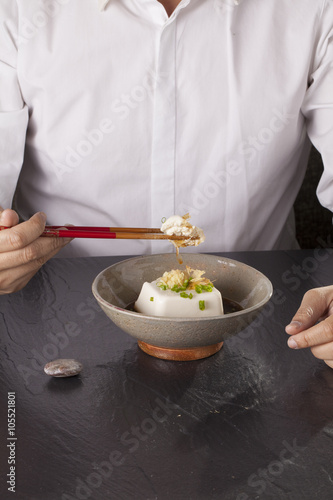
[44,359,83,378]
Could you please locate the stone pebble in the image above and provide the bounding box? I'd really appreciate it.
[44,359,83,378]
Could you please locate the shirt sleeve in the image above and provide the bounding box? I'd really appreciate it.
[0,0,29,210]
[301,0,333,216]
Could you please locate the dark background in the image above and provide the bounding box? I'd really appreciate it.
[295,146,332,249]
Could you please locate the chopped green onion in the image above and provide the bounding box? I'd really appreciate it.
[171,284,188,293]
[157,283,168,290]
[199,300,205,311]
[180,292,193,299]
[161,217,166,223]
[150,297,154,302]
[195,285,202,293]
[202,285,213,292]
[189,293,193,299]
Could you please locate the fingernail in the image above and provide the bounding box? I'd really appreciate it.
[39,212,47,223]
[290,321,302,327]
[286,321,302,331]
[288,338,299,349]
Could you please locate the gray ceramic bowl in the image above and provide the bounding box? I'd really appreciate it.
[92,253,273,361]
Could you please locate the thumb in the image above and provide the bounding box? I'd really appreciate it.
[0,207,20,227]
[285,287,333,335]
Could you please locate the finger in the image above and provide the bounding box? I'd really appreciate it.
[0,212,47,253]
[325,360,333,369]
[0,233,72,270]
[0,208,20,227]
[0,238,72,294]
[0,262,50,294]
[0,266,39,295]
[32,235,73,264]
[311,341,333,361]
[285,287,333,335]
[287,316,333,350]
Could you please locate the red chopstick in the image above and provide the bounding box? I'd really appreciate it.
[42,228,187,240]
[45,226,161,233]
[0,225,192,241]
[42,229,168,239]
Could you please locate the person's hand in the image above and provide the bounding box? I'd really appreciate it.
[0,207,72,294]
[285,286,333,369]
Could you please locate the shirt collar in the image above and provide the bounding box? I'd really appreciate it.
[98,0,240,11]
[98,0,110,10]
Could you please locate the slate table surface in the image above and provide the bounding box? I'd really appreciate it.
[1,250,333,500]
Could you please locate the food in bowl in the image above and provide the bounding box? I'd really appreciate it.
[134,266,224,318]
[91,253,273,360]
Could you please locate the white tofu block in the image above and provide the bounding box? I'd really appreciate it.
[134,280,224,318]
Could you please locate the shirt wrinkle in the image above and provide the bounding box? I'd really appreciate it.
[98,0,110,11]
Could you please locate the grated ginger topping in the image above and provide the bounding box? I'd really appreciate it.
[157,266,213,291]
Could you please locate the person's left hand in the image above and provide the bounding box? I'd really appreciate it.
[285,286,333,368]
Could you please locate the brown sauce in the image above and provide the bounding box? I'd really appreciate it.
[223,297,243,314]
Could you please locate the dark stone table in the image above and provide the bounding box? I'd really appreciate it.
[1,250,333,500]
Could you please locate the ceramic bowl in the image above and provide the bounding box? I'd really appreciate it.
[92,253,273,361]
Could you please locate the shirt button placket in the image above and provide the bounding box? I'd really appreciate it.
[150,20,177,254]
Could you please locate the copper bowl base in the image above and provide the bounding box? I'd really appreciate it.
[138,341,224,361]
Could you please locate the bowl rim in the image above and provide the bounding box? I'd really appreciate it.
[92,253,273,322]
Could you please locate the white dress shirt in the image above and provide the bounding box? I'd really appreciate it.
[0,0,332,257]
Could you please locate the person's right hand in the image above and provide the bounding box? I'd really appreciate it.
[0,207,72,294]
